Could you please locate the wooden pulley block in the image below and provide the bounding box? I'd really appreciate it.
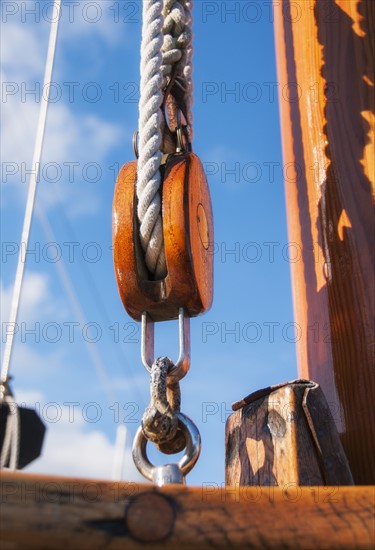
[113,153,213,322]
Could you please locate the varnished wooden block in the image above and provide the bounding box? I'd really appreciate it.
[113,153,214,322]
[226,380,354,486]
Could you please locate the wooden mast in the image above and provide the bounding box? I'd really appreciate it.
[273,0,374,483]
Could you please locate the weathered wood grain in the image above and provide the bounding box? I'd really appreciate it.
[226,380,353,486]
[0,472,374,549]
[274,0,374,483]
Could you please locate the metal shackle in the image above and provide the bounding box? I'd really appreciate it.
[132,412,201,486]
[141,308,190,384]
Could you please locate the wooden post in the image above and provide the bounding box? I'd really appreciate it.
[273,0,374,483]
[1,472,374,549]
[226,380,353,486]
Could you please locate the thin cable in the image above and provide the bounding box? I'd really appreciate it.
[36,206,118,406]
[1,0,62,388]
[2,70,146,409]
[51,204,147,406]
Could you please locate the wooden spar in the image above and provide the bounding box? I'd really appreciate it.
[1,472,374,549]
[273,0,374,483]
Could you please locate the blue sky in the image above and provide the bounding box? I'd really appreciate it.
[1,0,297,485]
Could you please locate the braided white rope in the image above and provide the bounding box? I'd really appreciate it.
[137,0,193,279]
[183,0,193,139]
[137,0,164,278]
[162,0,193,135]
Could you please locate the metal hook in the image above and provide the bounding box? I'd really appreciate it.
[175,109,191,153]
[133,130,139,159]
[141,308,190,383]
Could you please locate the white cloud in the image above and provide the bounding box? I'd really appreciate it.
[1,271,68,326]
[0,3,144,484]
[0,281,12,328]
[1,1,124,52]
[14,387,45,407]
[58,0,124,46]
[21,272,51,314]
[42,106,123,164]
[0,272,70,387]
[9,342,66,381]
[1,273,48,325]
[38,103,123,213]
[0,77,39,180]
[0,20,47,80]
[22,401,144,481]
[1,93,124,214]
[1,8,126,216]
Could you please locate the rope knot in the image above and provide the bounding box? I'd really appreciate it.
[141,356,185,454]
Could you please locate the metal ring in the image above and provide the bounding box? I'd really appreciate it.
[132,412,201,482]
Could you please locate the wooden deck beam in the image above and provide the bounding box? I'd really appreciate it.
[1,472,374,549]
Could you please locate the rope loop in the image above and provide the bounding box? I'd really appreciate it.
[141,356,186,454]
[0,381,20,471]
